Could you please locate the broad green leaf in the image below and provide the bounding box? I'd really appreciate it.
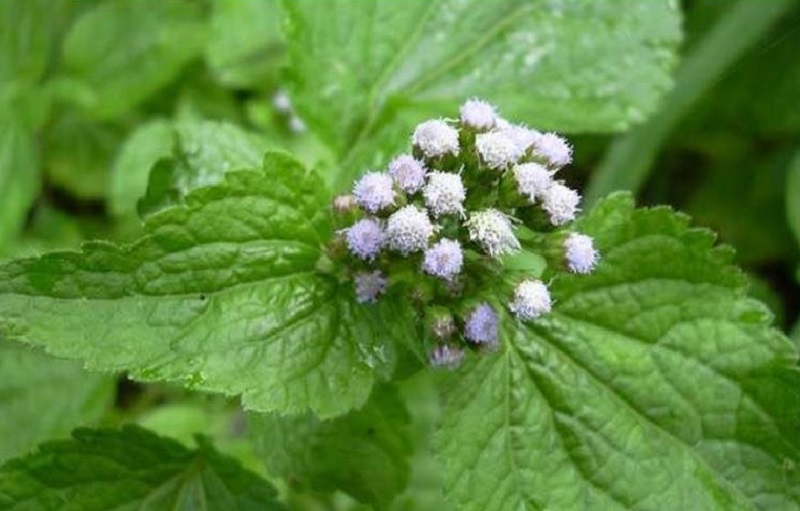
[283,0,681,185]
[0,153,410,417]
[109,120,174,217]
[62,0,207,119]
[252,385,413,508]
[0,342,114,463]
[0,426,284,511]
[137,121,269,216]
[787,150,800,250]
[0,104,40,249]
[0,0,67,86]
[586,0,794,205]
[436,193,800,510]
[206,0,284,89]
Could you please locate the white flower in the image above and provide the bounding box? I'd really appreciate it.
[465,209,520,257]
[533,132,572,168]
[412,119,460,158]
[429,344,465,369]
[332,194,356,213]
[509,280,552,320]
[423,171,466,217]
[459,98,498,130]
[272,90,292,112]
[464,303,499,345]
[422,239,463,280]
[542,183,580,226]
[564,233,599,274]
[497,119,540,154]
[353,172,395,213]
[289,116,306,133]
[355,271,387,303]
[512,163,553,203]
[385,205,435,255]
[388,154,427,194]
[476,131,522,170]
[345,218,384,261]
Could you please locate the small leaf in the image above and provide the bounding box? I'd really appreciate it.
[0,342,115,463]
[282,0,681,185]
[0,153,412,417]
[0,425,284,511]
[436,193,800,510]
[62,0,207,119]
[251,385,413,508]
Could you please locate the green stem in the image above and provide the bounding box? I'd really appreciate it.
[585,0,795,206]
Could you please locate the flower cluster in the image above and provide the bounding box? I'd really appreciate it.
[331,99,599,369]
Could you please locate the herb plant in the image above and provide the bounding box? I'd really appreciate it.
[1,1,800,510]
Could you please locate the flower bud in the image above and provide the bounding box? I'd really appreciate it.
[541,183,580,226]
[512,163,553,204]
[388,154,427,194]
[422,238,464,280]
[423,171,466,218]
[412,119,460,158]
[355,271,387,303]
[563,233,599,274]
[509,279,552,320]
[464,302,499,345]
[344,218,384,261]
[459,98,498,130]
[429,344,465,369]
[332,194,357,214]
[353,172,395,213]
[465,209,520,258]
[532,132,572,169]
[385,205,435,255]
[426,307,457,340]
[476,131,522,170]
[496,119,539,154]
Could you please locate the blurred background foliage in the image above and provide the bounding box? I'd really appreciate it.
[0,0,799,508]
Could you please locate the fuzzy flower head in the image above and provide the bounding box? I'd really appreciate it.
[385,205,435,255]
[423,171,466,217]
[388,154,427,194]
[476,131,523,170]
[464,303,499,345]
[429,344,465,369]
[542,183,580,226]
[353,172,395,213]
[422,238,463,280]
[345,218,384,261]
[412,119,460,158]
[497,120,539,154]
[460,98,498,130]
[355,271,387,303]
[512,163,553,203]
[564,233,599,274]
[533,132,573,169]
[509,280,552,320]
[465,209,520,257]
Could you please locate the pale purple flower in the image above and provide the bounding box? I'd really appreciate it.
[385,205,435,255]
[465,209,520,257]
[509,280,552,320]
[533,132,573,168]
[355,271,387,303]
[464,303,499,345]
[412,119,460,158]
[429,344,465,369]
[542,183,580,226]
[460,98,498,130]
[564,233,599,274]
[497,119,540,154]
[388,154,427,194]
[512,163,553,203]
[476,131,522,170]
[345,218,384,261]
[422,238,463,280]
[423,171,466,217]
[353,172,395,213]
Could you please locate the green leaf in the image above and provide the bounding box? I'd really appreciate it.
[139,121,269,217]
[0,103,40,249]
[0,0,67,86]
[0,426,284,511]
[251,385,413,508]
[787,150,800,250]
[206,0,285,89]
[585,0,794,205]
[109,119,174,217]
[62,0,207,119]
[0,342,114,463]
[436,193,800,510]
[0,153,410,417]
[283,0,681,185]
